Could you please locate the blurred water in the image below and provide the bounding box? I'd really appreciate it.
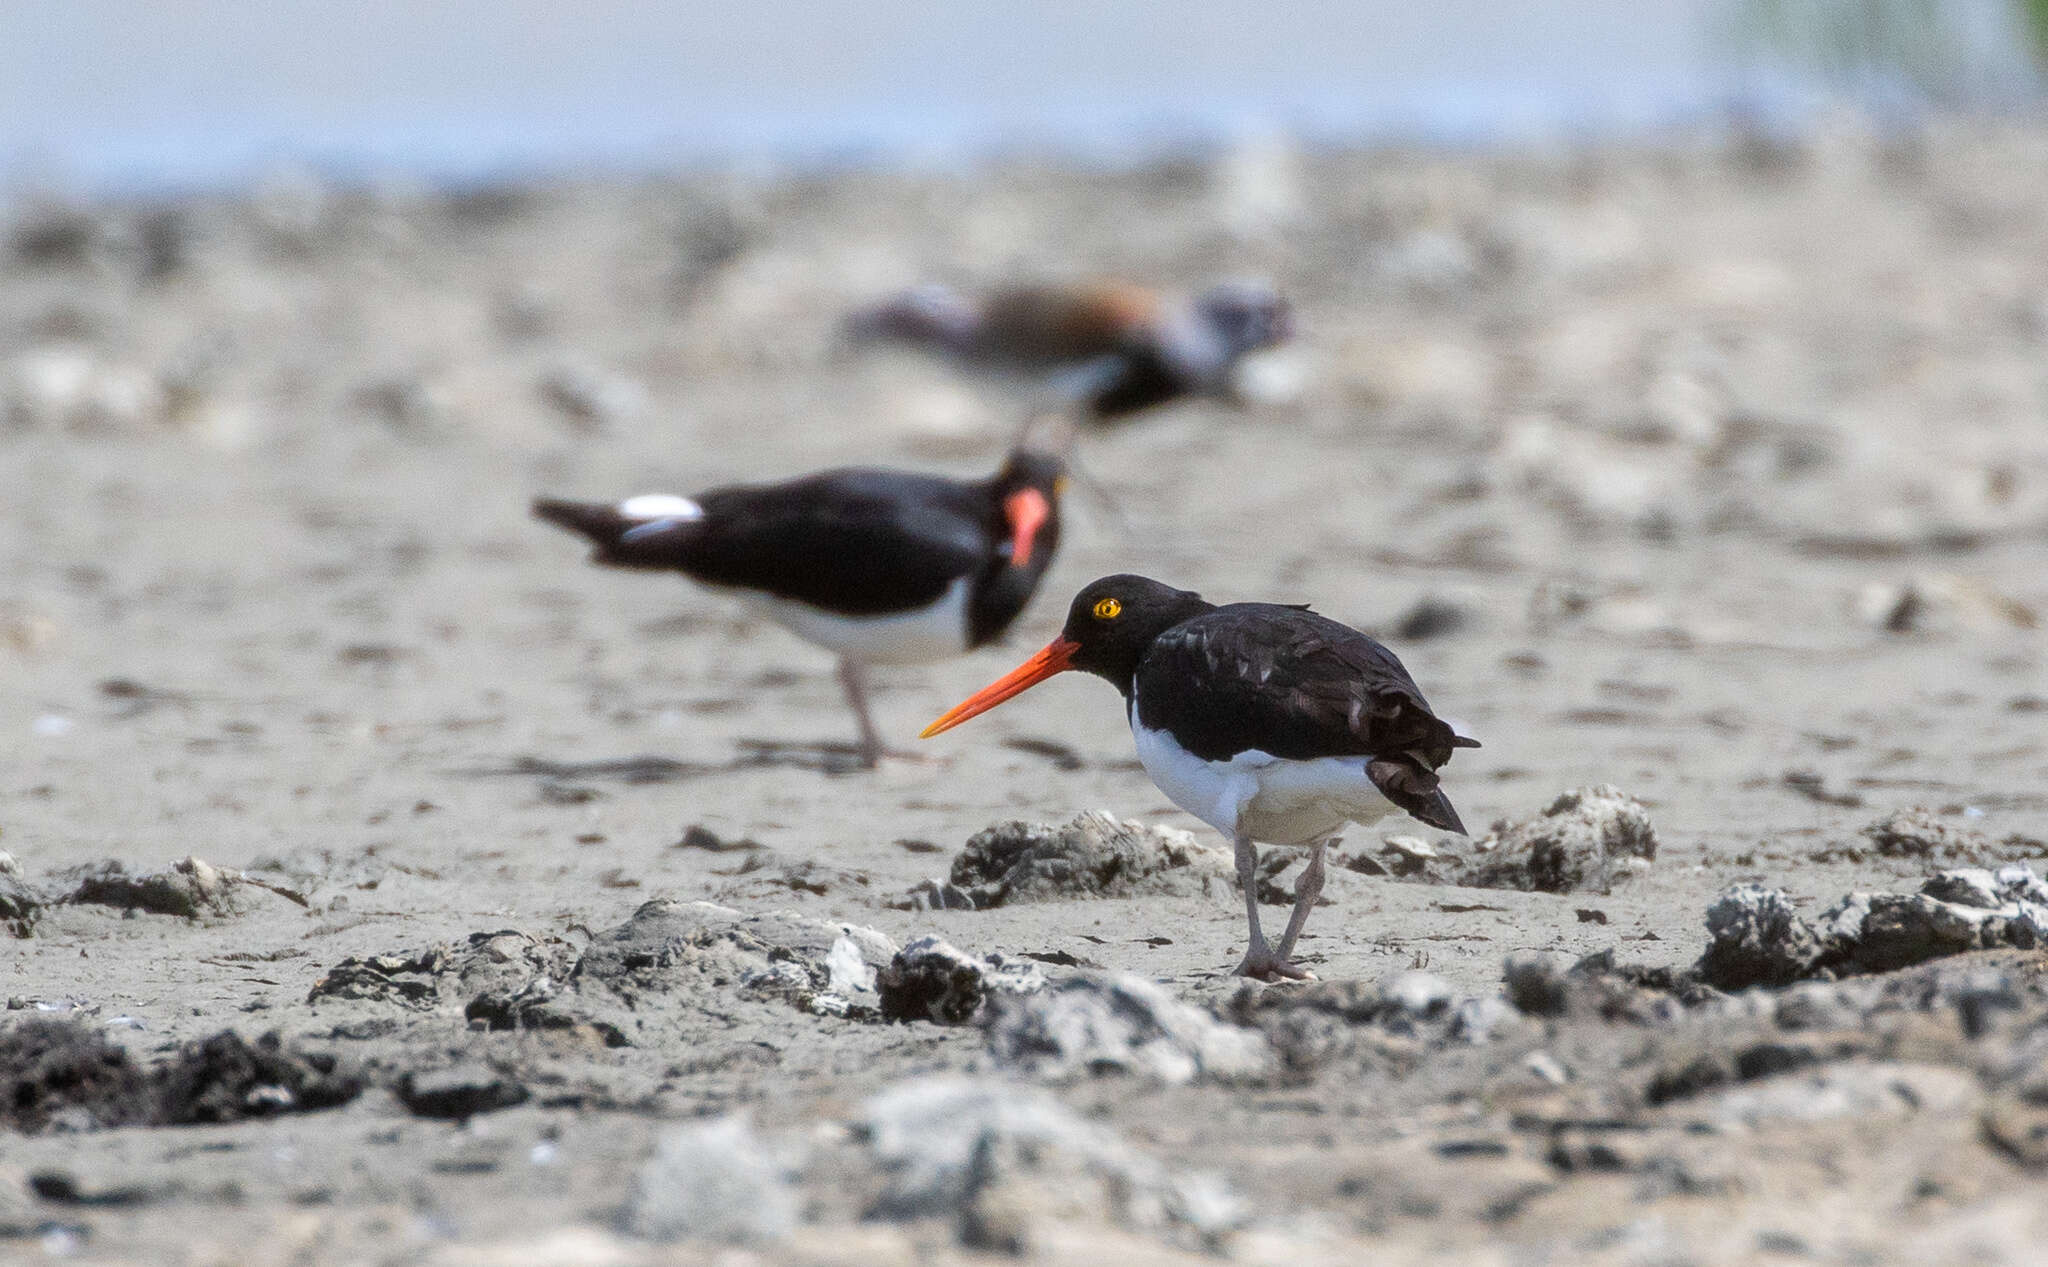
[0,0,2040,193]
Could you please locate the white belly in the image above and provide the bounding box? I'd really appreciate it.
[1129,701,1396,846]
[744,576,970,665]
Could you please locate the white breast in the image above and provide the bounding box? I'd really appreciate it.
[1128,695,1396,846]
[745,575,971,665]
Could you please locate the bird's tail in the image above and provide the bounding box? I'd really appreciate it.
[1367,758,1469,836]
[532,496,703,570]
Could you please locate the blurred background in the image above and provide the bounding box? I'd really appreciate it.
[5,1,2046,192]
[5,0,2047,800]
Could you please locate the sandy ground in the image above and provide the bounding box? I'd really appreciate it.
[4,119,2048,1264]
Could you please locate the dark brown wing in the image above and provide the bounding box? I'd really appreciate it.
[1131,603,1478,832]
[975,282,1159,365]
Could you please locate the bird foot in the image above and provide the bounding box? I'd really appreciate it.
[1232,947,1316,982]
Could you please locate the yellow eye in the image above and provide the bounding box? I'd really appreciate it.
[1054,476,1070,496]
[1093,597,1122,620]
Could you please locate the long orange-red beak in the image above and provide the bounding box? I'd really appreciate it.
[1003,488,1051,568]
[921,636,1077,738]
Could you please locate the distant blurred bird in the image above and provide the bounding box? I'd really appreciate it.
[848,279,1292,421]
[533,420,1070,769]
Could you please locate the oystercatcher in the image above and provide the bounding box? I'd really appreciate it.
[922,574,1478,980]
[848,279,1292,421]
[533,435,1067,769]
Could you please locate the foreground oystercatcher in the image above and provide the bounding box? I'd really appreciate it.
[848,279,1292,421]
[922,574,1478,979]
[533,433,1067,769]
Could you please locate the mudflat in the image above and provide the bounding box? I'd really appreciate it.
[4,121,2048,1264]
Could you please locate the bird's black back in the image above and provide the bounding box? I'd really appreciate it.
[1131,603,1476,831]
[678,469,993,616]
[538,462,1060,646]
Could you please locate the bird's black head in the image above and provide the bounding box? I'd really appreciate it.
[992,448,1065,504]
[991,448,1066,570]
[924,573,1213,738]
[1058,574,1212,690]
[1195,280,1293,358]
[964,446,1068,649]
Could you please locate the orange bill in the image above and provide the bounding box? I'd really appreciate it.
[1003,488,1051,568]
[921,636,1077,737]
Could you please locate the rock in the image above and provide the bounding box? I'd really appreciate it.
[711,860,873,904]
[1846,893,2012,973]
[59,856,261,919]
[621,1115,798,1243]
[0,853,42,935]
[569,900,899,1026]
[947,811,1232,908]
[982,974,1274,1084]
[0,1018,157,1133]
[153,1031,362,1126]
[1696,868,2048,987]
[1862,808,2000,862]
[1921,868,2004,909]
[1698,885,1828,989]
[887,878,977,911]
[1502,953,1573,1017]
[876,936,1045,1025]
[0,1019,360,1133]
[860,1075,1244,1245]
[396,1065,529,1120]
[26,1171,163,1207]
[1225,975,1544,1075]
[1461,786,1657,893]
[309,930,577,1011]
[674,824,763,853]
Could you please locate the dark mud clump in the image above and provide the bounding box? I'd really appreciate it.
[0,1019,361,1134]
[1460,785,1657,893]
[312,901,902,1046]
[0,852,41,936]
[1697,865,2048,989]
[309,929,578,1011]
[875,936,1044,1025]
[152,1031,363,1125]
[1856,807,2047,864]
[0,1018,158,1133]
[56,855,307,919]
[982,973,1273,1083]
[939,811,1232,909]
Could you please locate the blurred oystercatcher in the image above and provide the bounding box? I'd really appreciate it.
[534,431,1068,769]
[922,574,1478,980]
[848,279,1292,421]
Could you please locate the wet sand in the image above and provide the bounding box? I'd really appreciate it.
[4,119,2048,1263]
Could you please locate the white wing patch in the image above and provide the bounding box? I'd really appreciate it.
[618,494,703,521]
